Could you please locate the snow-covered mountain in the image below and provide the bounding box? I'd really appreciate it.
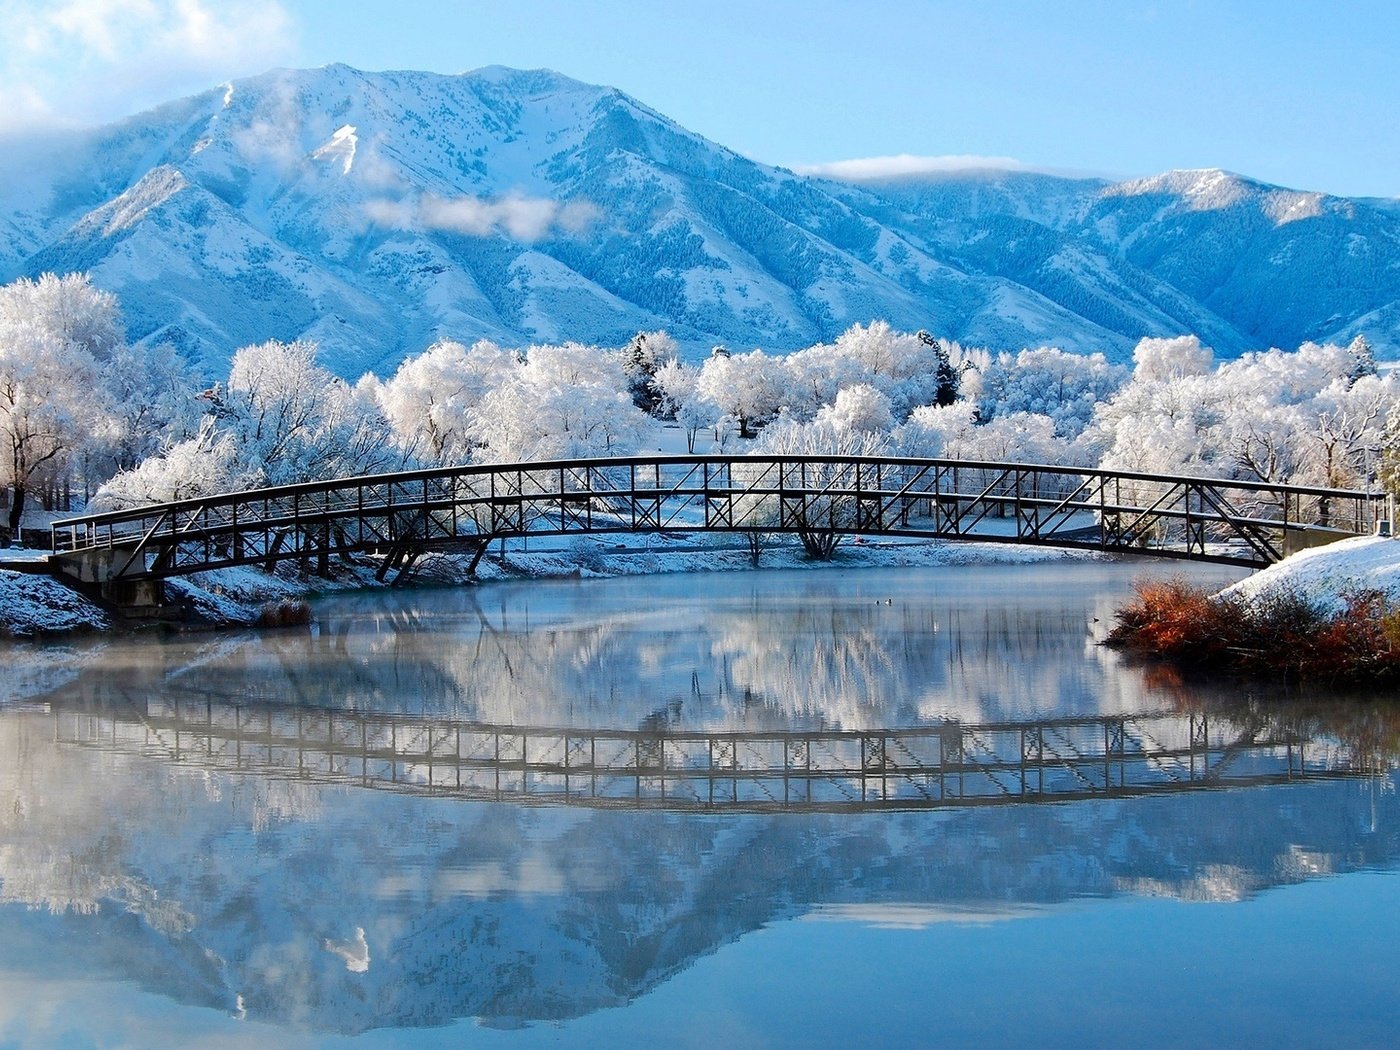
[0,64,1396,378]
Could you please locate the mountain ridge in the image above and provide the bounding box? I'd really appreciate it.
[1,63,1396,377]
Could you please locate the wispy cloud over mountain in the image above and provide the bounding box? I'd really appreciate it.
[795,154,1028,181]
[366,193,601,242]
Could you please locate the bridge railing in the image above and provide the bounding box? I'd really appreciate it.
[50,455,1385,579]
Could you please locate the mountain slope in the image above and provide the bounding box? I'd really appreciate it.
[0,65,1396,378]
[838,166,1400,357]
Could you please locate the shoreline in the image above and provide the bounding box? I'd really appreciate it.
[1106,535,1400,685]
[1,536,1110,641]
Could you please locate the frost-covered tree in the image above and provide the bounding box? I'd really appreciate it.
[97,339,406,506]
[0,273,125,532]
[470,343,647,461]
[833,321,904,379]
[781,342,863,421]
[1347,334,1377,386]
[961,412,1070,466]
[213,340,336,483]
[1130,335,1214,383]
[654,360,716,452]
[1090,373,1229,477]
[91,417,244,511]
[1088,338,1396,493]
[1088,338,1234,478]
[1378,398,1400,499]
[696,350,787,438]
[95,341,203,476]
[915,330,961,408]
[814,384,894,434]
[977,347,1128,438]
[376,339,513,464]
[1296,374,1397,491]
[744,418,889,559]
[1220,402,1307,484]
[2,272,123,359]
[893,403,980,459]
[621,330,678,415]
[789,323,976,422]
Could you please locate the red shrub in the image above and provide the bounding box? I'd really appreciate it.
[1108,579,1400,685]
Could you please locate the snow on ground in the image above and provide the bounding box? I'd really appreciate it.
[1221,536,1400,616]
[0,571,109,638]
[0,547,50,566]
[165,565,312,625]
[465,534,1101,583]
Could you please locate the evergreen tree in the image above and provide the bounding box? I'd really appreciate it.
[1347,333,1377,386]
[918,330,960,407]
[623,332,666,415]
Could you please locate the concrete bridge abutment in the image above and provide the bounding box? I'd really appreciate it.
[51,544,167,613]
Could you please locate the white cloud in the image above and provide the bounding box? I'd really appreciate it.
[0,0,298,132]
[795,153,1028,182]
[367,193,601,243]
[362,198,417,229]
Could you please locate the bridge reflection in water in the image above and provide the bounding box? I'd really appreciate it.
[57,697,1359,812]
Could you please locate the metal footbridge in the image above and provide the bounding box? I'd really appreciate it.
[48,454,1382,599]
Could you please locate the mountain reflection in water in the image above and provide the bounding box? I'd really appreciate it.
[1,563,1398,1039]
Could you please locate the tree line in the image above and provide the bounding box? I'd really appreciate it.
[1,272,1393,545]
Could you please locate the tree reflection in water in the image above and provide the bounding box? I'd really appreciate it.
[1,563,1397,1037]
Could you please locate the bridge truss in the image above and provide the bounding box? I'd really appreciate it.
[50,454,1383,585]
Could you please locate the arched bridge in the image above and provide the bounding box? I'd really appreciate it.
[49,454,1383,604]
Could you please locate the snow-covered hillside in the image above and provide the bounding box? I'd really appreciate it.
[1,64,1397,378]
[1222,535,1400,616]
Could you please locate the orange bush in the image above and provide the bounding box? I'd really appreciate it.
[1108,579,1400,685]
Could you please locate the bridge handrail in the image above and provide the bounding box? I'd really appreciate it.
[51,453,1382,537]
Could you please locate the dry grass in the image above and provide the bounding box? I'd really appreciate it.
[255,600,312,628]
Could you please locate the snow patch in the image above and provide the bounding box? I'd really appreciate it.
[86,166,190,236]
[0,571,109,638]
[311,124,358,176]
[1109,168,1252,210]
[1221,535,1400,617]
[1264,191,1325,226]
[165,565,307,626]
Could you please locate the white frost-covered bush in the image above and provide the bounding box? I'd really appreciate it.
[91,418,244,510]
[815,384,895,435]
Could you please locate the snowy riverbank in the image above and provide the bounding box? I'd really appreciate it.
[1109,534,1400,683]
[1221,535,1400,615]
[0,536,1101,640]
[8,532,1398,644]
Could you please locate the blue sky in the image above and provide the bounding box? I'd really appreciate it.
[2,0,1397,197]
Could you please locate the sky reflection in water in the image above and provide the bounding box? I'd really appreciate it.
[1,562,1398,1047]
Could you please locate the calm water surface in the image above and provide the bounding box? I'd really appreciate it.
[2,561,1399,1048]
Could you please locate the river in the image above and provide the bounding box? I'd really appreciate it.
[1,560,1398,1047]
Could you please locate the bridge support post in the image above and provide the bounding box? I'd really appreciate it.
[466,538,491,577]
